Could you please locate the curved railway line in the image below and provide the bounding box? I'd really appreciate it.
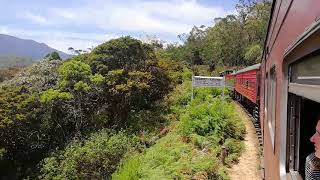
[235,101,263,147]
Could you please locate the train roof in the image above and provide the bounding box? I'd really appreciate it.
[235,63,261,74]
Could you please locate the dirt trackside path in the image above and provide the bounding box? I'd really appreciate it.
[228,102,261,180]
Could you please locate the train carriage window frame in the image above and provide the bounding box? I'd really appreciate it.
[267,65,276,151]
[280,25,320,179]
[264,72,268,125]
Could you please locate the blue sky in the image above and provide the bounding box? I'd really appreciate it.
[0,0,238,53]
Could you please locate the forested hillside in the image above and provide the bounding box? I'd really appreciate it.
[0,0,271,179]
[160,0,271,72]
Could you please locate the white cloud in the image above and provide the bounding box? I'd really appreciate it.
[21,0,232,35]
[10,0,235,52]
[24,12,50,25]
[49,8,75,20]
[41,32,119,52]
[0,26,9,34]
[3,26,119,53]
[85,0,231,34]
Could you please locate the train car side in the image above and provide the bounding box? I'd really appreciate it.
[235,64,261,105]
[261,0,320,179]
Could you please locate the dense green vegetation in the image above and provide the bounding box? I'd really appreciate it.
[0,0,270,179]
[0,36,179,179]
[112,82,245,180]
[159,0,271,70]
[39,130,137,179]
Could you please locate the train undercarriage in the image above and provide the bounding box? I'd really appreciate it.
[232,91,262,146]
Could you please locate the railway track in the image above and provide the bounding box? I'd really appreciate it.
[235,101,263,147]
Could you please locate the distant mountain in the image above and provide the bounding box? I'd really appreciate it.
[0,34,71,62]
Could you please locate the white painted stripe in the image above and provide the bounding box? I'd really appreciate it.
[297,76,320,80]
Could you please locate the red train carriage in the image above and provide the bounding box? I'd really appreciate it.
[261,0,320,179]
[234,63,261,106]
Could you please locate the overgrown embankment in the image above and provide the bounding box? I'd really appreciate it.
[0,36,246,180]
[113,82,246,180]
[0,37,181,179]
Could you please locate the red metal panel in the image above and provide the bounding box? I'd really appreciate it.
[235,69,259,104]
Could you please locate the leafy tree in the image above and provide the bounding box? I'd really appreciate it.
[165,0,271,68]
[88,36,170,126]
[0,36,173,178]
[44,51,61,61]
[3,60,62,92]
[244,44,262,65]
[0,86,45,178]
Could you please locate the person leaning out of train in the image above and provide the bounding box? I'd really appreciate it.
[306,116,320,180]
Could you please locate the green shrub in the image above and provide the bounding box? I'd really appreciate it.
[164,81,192,115]
[157,58,185,86]
[224,138,245,165]
[39,130,137,179]
[180,97,245,142]
[112,154,142,180]
[192,65,211,76]
[193,87,223,101]
[181,67,193,81]
[136,133,221,179]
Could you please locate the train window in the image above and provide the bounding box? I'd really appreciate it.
[268,66,276,150]
[246,80,249,87]
[289,50,320,103]
[290,52,320,85]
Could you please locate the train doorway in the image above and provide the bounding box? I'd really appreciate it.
[284,47,320,179]
[286,94,320,178]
